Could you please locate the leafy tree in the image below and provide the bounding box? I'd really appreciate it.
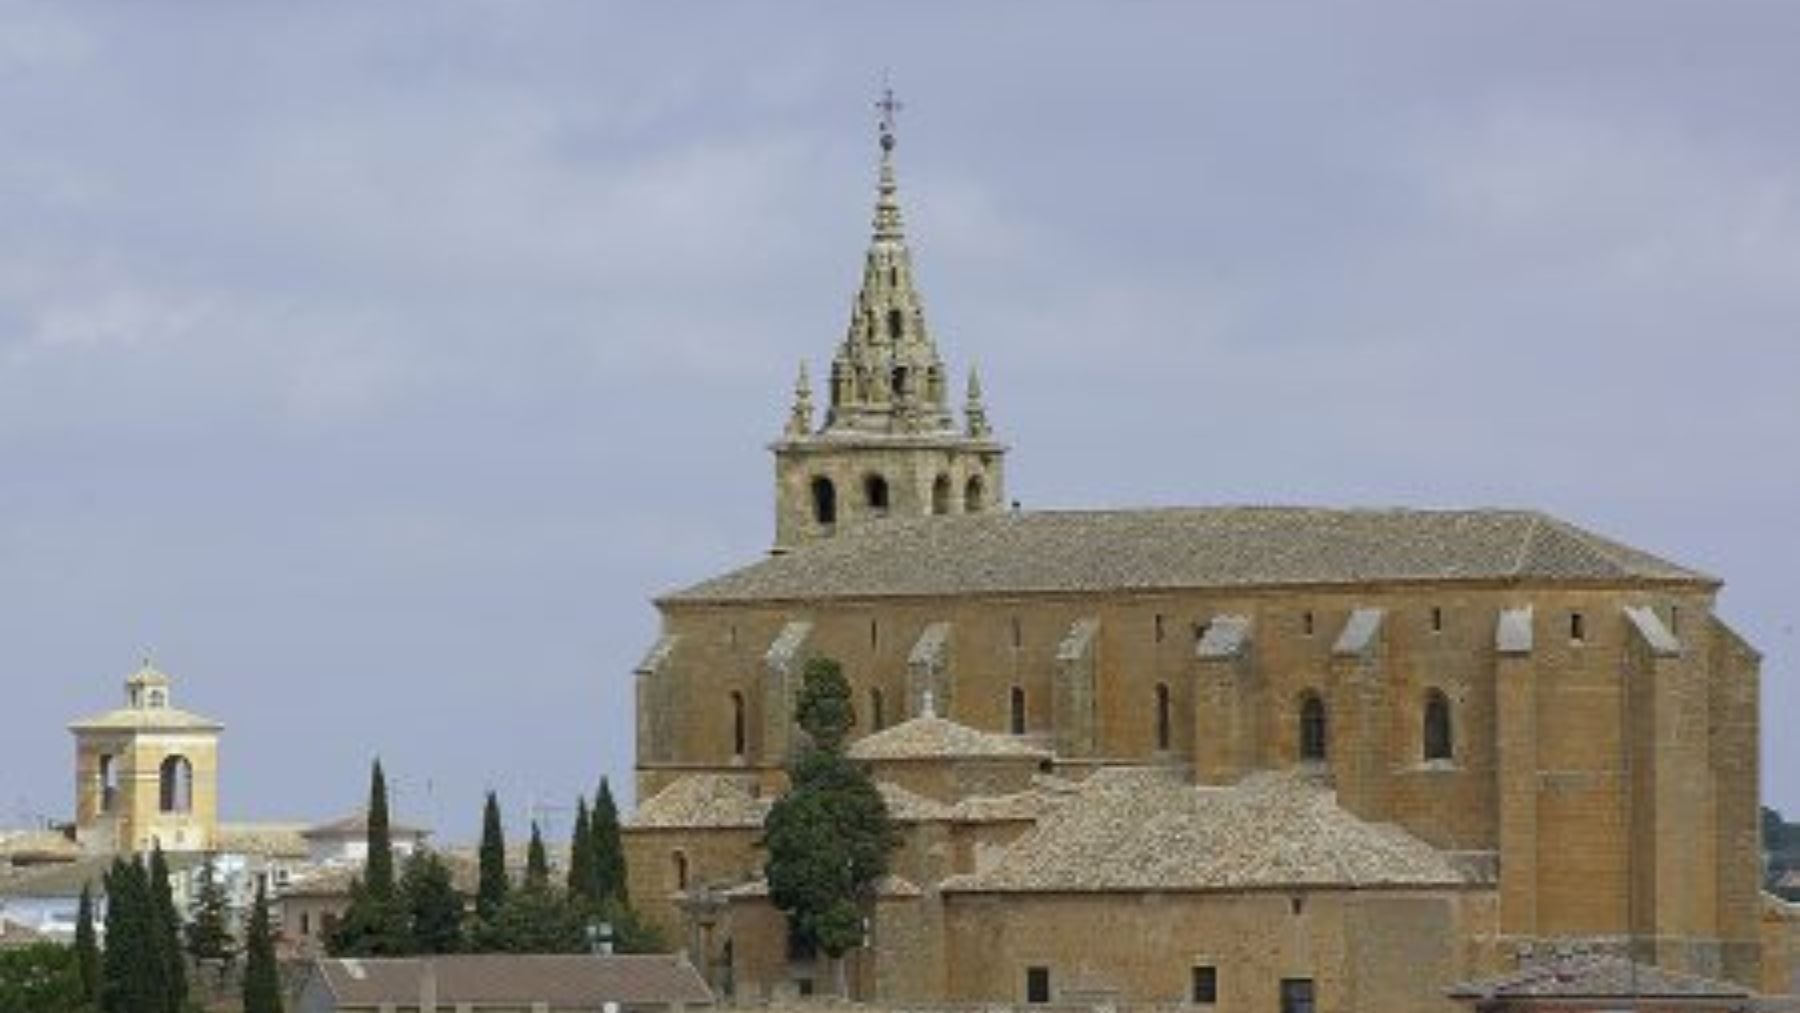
[147,845,188,1009]
[240,881,282,1013]
[185,855,234,966]
[482,880,587,954]
[401,850,464,954]
[476,791,509,924]
[592,778,627,906]
[74,882,99,1005]
[762,656,898,995]
[329,761,412,956]
[566,797,596,909]
[0,942,88,1013]
[525,822,550,890]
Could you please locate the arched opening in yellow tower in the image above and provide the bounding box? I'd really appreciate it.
[159,755,193,813]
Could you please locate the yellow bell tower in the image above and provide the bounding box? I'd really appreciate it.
[69,661,222,853]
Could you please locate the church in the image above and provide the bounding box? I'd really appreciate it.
[623,97,1785,1010]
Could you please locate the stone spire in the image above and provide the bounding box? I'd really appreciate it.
[786,362,814,437]
[823,87,955,436]
[964,366,991,438]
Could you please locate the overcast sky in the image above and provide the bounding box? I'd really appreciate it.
[3,2,1797,841]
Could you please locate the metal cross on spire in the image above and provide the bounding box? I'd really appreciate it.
[876,80,903,151]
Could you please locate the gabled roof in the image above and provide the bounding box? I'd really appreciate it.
[1446,953,1751,1001]
[848,713,1049,763]
[302,810,429,842]
[628,775,769,830]
[942,768,1470,894]
[308,954,712,1007]
[665,507,1711,604]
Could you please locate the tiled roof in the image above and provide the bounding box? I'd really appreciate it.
[0,829,81,862]
[665,507,1709,603]
[941,768,1470,893]
[1446,953,1751,1000]
[67,705,222,732]
[281,852,481,898]
[946,787,1071,824]
[628,775,770,830]
[216,822,311,858]
[309,954,712,1007]
[0,852,206,900]
[878,782,952,822]
[302,809,429,841]
[849,713,1049,762]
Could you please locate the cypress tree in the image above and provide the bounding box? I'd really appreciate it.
[101,857,162,1013]
[74,882,99,1006]
[364,759,395,899]
[185,854,235,965]
[148,844,187,1010]
[240,881,282,1013]
[591,778,626,905]
[566,797,596,909]
[525,822,549,890]
[475,792,508,924]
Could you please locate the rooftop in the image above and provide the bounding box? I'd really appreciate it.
[848,711,1050,763]
[307,954,712,1007]
[666,507,1709,604]
[628,775,769,830]
[941,768,1473,894]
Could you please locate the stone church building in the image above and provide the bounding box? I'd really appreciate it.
[624,103,1783,1011]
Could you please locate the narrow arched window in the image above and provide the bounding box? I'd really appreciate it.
[1299,693,1328,762]
[865,474,890,516]
[811,476,837,526]
[965,474,986,513]
[99,755,119,814]
[1155,683,1172,751]
[1009,686,1026,735]
[870,688,885,731]
[673,851,689,891]
[932,474,951,515]
[887,308,904,340]
[730,691,747,759]
[1423,690,1453,761]
[159,755,193,813]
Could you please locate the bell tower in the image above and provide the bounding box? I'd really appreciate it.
[70,660,222,853]
[773,89,1007,551]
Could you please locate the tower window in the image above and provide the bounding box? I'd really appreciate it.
[870,688,885,731]
[99,754,119,814]
[1155,683,1172,752]
[932,474,951,515]
[159,755,193,814]
[1154,614,1165,643]
[1430,606,1443,633]
[887,308,904,340]
[1192,966,1218,1004]
[1025,966,1051,1004]
[864,474,890,515]
[811,476,837,526]
[1302,611,1315,637]
[1009,686,1026,735]
[673,851,689,892]
[730,691,747,759]
[1570,611,1586,643]
[1423,689,1453,762]
[965,474,985,513]
[870,618,879,650]
[1299,693,1328,762]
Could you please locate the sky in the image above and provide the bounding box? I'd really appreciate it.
[2,2,1797,842]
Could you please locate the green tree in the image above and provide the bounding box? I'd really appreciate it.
[475,791,509,924]
[566,797,596,909]
[184,855,234,966]
[401,850,464,954]
[329,760,412,955]
[74,883,99,1006]
[0,942,88,1013]
[592,778,627,906]
[525,822,550,889]
[240,881,282,1013]
[101,856,163,1013]
[763,657,897,995]
[483,880,587,954]
[147,845,187,1009]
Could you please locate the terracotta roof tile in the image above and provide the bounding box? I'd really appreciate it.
[310,953,712,1007]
